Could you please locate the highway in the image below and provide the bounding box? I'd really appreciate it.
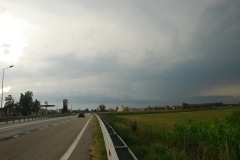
[0,114,94,160]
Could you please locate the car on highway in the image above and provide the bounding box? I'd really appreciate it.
[78,112,85,118]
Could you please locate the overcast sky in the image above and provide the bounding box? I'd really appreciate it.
[0,0,239,110]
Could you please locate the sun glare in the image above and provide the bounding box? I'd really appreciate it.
[0,13,28,64]
[0,86,11,93]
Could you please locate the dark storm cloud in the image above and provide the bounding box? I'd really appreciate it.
[116,0,240,105]
[2,0,240,109]
[136,1,240,93]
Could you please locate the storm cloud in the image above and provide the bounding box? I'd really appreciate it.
[0,0,239,109]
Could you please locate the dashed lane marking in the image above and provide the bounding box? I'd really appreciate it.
[60,116,93,160]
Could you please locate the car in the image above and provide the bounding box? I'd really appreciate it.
[78,112,85,118]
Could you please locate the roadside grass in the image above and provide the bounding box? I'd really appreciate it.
[99,107,240,160]
[90,115,107,160]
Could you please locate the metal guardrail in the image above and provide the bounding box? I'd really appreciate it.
[0,115,49,124]
[96,114,138,160]
[0,114,73,124]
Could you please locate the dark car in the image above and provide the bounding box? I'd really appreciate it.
[78,112,85,118]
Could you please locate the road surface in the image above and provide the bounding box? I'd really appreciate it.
[0,114,94,160]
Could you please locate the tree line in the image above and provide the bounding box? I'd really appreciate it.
[2,91,40,116]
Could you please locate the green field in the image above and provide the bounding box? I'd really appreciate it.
[117,108,235,130]
[99,107,240,160]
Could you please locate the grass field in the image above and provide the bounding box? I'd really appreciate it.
[99,107,240,160]
[117,108,236,130]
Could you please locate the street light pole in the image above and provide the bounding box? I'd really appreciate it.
[1,65,14,112]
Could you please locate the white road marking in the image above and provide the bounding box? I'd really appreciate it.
[60,115,93,160]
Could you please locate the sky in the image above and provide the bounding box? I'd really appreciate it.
[0,0,240,110]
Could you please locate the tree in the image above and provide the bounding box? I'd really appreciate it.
[14,102,22,115]
[4,95,14,108]
[19,91,36,116]
[98,104,106,112]
[84,108,89,113]
[182,102,188,109]
[4,95,15,115]
[19,91,33,115]
[32,99,41,114]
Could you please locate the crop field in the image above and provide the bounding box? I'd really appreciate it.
[117,108,235,130]
[99,107,240,160]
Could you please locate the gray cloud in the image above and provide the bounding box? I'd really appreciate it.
[1,0,240,109]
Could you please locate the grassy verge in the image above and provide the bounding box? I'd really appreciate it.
[90,115,107,160]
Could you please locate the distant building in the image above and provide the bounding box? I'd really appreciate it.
[171,105,181,110]
[128,108,139,112]
[62,99,68,113]
[154,106,163,110]
[117,106,129,112]
[108,108,116,112]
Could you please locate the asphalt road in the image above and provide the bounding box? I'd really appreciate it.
[0,115,94,160]
[0,116,76,140]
